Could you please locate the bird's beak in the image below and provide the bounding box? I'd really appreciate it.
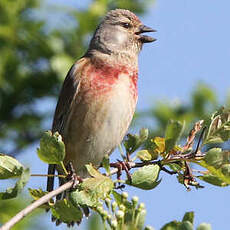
[136,25,157,43]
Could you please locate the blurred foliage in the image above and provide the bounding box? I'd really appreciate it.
[87,213,104,230]
[0,0,154,155]
[161,211,212,230]
[135,83,230,150]
[0,195,42,230]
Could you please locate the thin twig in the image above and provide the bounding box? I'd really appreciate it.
[0,180,74,230]
[194,126,206,155]
[31,174,66,178]
[108,161,158,176]
[108,160,179,177]
[183,120,204,151]
[163,151,205,163]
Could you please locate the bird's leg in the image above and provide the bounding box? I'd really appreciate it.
[66,162,83,189]
[55,162,80,202]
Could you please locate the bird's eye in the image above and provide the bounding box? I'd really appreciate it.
[122,22,131,29]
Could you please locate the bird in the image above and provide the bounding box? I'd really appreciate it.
[47,9,156,192]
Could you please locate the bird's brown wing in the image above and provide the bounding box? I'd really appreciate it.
[46,57,88,192]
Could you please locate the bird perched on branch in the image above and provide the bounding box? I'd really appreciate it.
[47,9,156,192]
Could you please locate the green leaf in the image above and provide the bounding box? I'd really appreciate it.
[196,223,212,230]
[126,165,161,190]
[198,161,230,186]
[198,174,227,187]
[203,108,230,145]
[0,168,30,200]
[0,154,24,179]
[161,221,181,230]
[204,148,223,168]
[182,211,194,224]
[37,131,65,164]
[82,172,114,200]
[161,212,196,230]
[195,148,230,186]
[102,154,110,173]
[151,137,165,153]
[165,120,184,153]
[139,128,149,142]
[161,220,193,230]
[124,128,148,154]
[221,164,230,176]
[28,188,50,209]
[51,199,83,224]
[168,163,182,172]
[28,188,48,200]
[70,188,99,207]
[179,221,193,230]
[85,164,104,178]
[70,165,113,207]
[144,226,155,230]
[136,150,152,161]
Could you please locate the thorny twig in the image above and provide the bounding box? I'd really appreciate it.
[183,120,204,152]
[180,121,206,190]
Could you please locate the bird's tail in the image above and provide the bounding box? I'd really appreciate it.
[47,164,56,192]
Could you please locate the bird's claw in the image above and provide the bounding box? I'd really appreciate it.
[66,162,83,189]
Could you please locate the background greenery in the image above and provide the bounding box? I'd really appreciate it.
[0,0,154,156]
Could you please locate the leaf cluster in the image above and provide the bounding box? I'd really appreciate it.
[1,107,230,229]
[161,212,211,230]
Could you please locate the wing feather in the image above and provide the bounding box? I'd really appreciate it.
[46,57,88,192]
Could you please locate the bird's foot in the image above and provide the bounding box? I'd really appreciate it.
[66,162,83,189]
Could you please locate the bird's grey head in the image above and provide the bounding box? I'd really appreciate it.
[87,9,156,59]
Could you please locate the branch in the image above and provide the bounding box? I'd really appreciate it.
[31,174,66,178]
[108,147,205,177]
[0,180,74,230]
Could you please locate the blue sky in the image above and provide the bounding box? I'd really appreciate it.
[16,0,230,229]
